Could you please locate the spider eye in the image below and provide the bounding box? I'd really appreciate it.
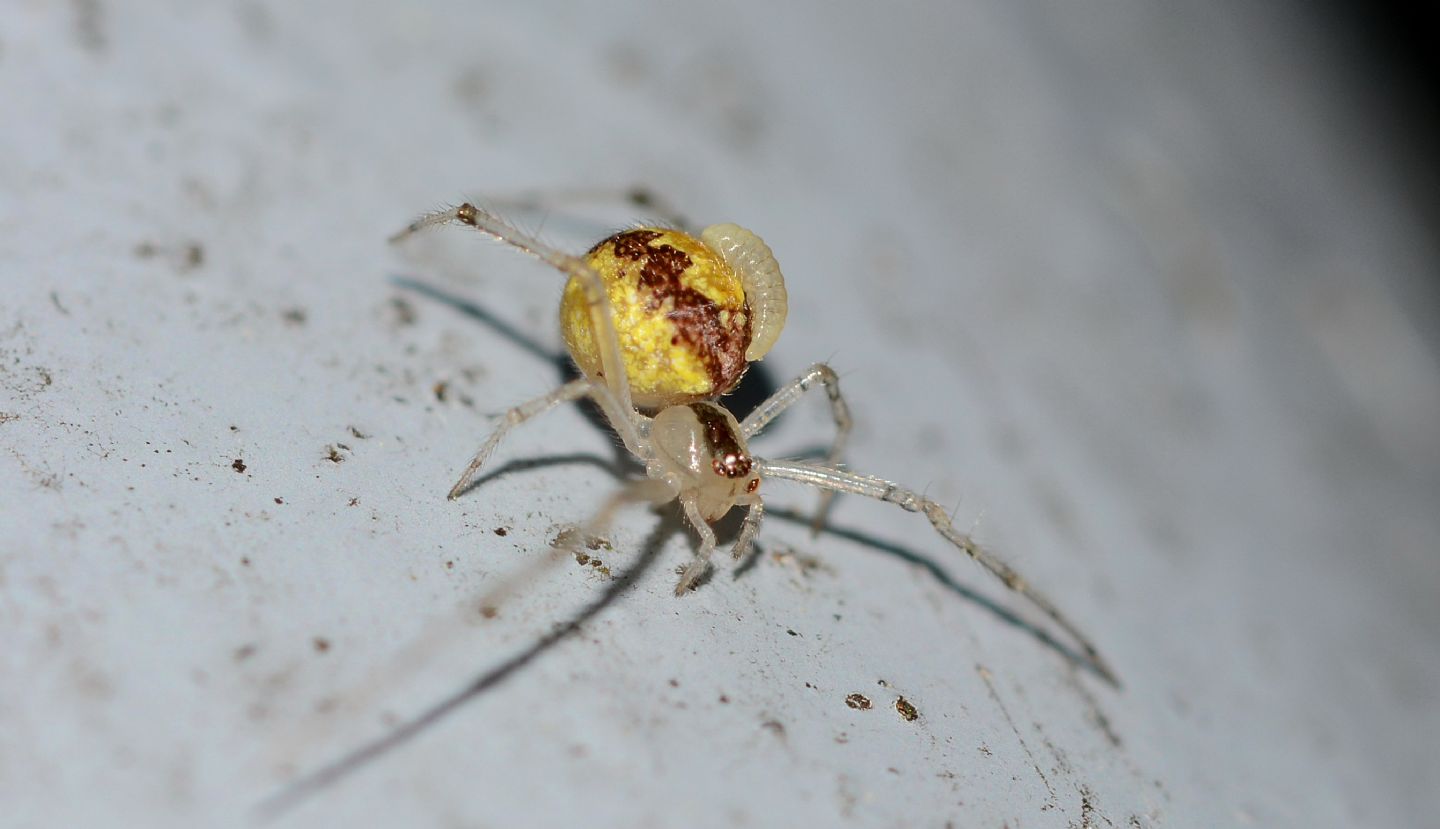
[746,478,759,494]
[710,452,752,478]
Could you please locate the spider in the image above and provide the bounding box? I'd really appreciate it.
[389,202,1115,684]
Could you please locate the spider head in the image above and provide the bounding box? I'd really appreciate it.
[650,402,760,522]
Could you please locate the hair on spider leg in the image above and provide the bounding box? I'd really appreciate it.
[752,458,1119,686]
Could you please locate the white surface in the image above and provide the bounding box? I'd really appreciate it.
[3,1,1438,827]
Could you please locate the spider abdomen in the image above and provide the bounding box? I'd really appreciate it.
[560,225,784,409]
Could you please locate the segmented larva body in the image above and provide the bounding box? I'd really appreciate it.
[699,224,787,362]
[559,223,787,410]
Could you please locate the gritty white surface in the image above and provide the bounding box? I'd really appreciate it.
[2,1,1439,827]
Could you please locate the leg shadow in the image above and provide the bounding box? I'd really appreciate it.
[449,453,628,502]
[254,511,683,821]
[758,504,1113,686]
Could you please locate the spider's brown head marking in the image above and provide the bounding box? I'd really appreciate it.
[690,402,753,478]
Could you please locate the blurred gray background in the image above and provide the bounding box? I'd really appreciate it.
[2,1,1437,826]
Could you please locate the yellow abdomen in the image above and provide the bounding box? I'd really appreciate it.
[561,227,752,409]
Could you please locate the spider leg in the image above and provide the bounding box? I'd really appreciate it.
[740,363,851,535]
[447,380,591,500]
[731,495,764,561]
[755,458,1118,686]
[676,496,718,595]
[390,203,641,435]
[482,186,694,233]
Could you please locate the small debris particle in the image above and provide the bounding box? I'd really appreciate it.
[0,412,19,424]
[444,560,455,570]
[347,425,369,439]
[240,557,252,567]
[281,307,308,326]
[585,535,611,551]
[390,296,417,326]
[273,497,283,505]
[761,720,786,738]
[845,693,872,710]
[234,644,256,661]
[668,678,680,688]
[135,241,158,258]
[895,696,920,722]
[493,527,508,537]
[574,552,591,565]
[479,605,498,619]
[231,458,247,473]
[347,497,359,507]
[786,629,799,637]
[229,425,239,432]
[877,679,891,688]
[312,637,331,654]
[718,694,730,704]
[325,445,344,463]
[183,243,204,269]
[433,381,449,402]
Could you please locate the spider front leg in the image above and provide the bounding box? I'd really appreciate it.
[756,458,1118,685]
[446,379,591,500]
[390,202,641,435]
[741,363,851,534]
